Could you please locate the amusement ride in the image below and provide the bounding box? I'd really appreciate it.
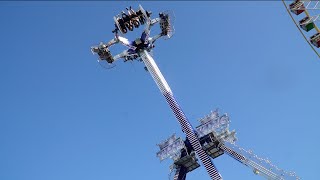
[91,5,300,180]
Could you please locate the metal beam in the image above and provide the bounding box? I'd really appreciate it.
[139,50,223,180]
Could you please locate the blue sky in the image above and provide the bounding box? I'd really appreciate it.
[0,1,319,180]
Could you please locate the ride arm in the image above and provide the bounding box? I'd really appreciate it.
[90,36,121,63]
[90,36,119,55]
[113,50,129,61]
[142,11,174,42]
[139,4,161,42]
[140,18,160,42]
[106,37,119,47]
[114,50,139,62]
[91,35,119,51]
[117,35,136,50]
[148,34,162,44]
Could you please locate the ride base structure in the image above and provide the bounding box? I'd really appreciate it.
[91,5,300,180]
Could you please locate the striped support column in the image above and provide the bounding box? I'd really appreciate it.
[140,50,223,180]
